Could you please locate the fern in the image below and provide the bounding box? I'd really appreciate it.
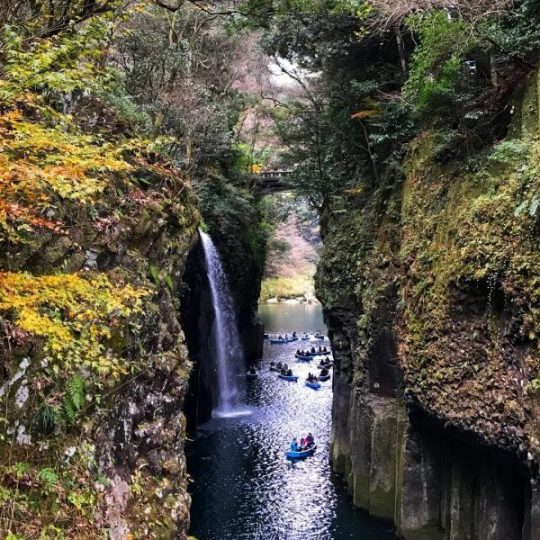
[62,374,85,422]
[69,374,85,410]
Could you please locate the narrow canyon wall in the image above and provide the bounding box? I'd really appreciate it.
[319,70,540,540]
[0,91,199,538]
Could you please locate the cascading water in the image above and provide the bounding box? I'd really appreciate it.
[199,229,246,416]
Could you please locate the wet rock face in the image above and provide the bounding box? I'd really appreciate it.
[325,307,358,474]
[96,287,193,538]
[325,299,537,540]
[400,424,528,540]
[181,238,217,429]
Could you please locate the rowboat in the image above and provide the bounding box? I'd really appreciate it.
[318,374,330,382]
[305,381,321,390]
[317,362,333,369]
[270,337,298,344]
[296,355,313,362]
[286,444,317,460]
[295,351,330,358]
[278,374,298,382]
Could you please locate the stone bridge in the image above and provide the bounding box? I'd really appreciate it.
[252,170,293,193]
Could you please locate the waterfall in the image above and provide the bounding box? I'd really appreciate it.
[199,230,245,416]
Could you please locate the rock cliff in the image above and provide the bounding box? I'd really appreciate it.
[318,69,540,540]
[0,76,199,538]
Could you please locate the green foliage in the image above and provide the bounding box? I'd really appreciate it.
[482,0,540,65]
[232,142,271,173]
[260,274,314,301]
[149,264,160,285]
[489,139,530,165]
[63,374,85,423]
[38,468,59,489]
[0,21,111,102]
[404,11,473,114]
[36,405,57,435]
[198,177,270,297]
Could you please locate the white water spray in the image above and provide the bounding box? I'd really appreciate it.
[199,230,247,416]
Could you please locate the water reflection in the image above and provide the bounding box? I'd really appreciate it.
[259,303,325,333]
[188,305,397,540]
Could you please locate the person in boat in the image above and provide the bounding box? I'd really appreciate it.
[310,346,316,354]
[306,433,315,447]
[292,331,297,338]
[296,349,300,355]
[278,334,283,340]
[287,368,293,376]
[290,438,299,452]
[320,368,329,377]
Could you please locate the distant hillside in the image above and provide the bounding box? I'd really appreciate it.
[260,195,321,302]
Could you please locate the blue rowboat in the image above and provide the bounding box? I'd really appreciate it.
[318,374,330,382]
[296,355,313,362]
[286,444,317,460]
[278,374,298,382]
[301,335,310,341]
[305,381,321,390]
[270,337,297,344]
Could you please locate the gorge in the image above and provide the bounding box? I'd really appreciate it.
[2,1,540,539]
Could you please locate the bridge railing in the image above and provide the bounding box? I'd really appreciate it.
[257,170,293,180]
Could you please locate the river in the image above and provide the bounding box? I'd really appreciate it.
[188,303,398,540]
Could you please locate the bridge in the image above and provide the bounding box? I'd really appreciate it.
[252,170,293,194]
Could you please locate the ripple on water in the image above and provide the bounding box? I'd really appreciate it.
[188,335,398,540]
